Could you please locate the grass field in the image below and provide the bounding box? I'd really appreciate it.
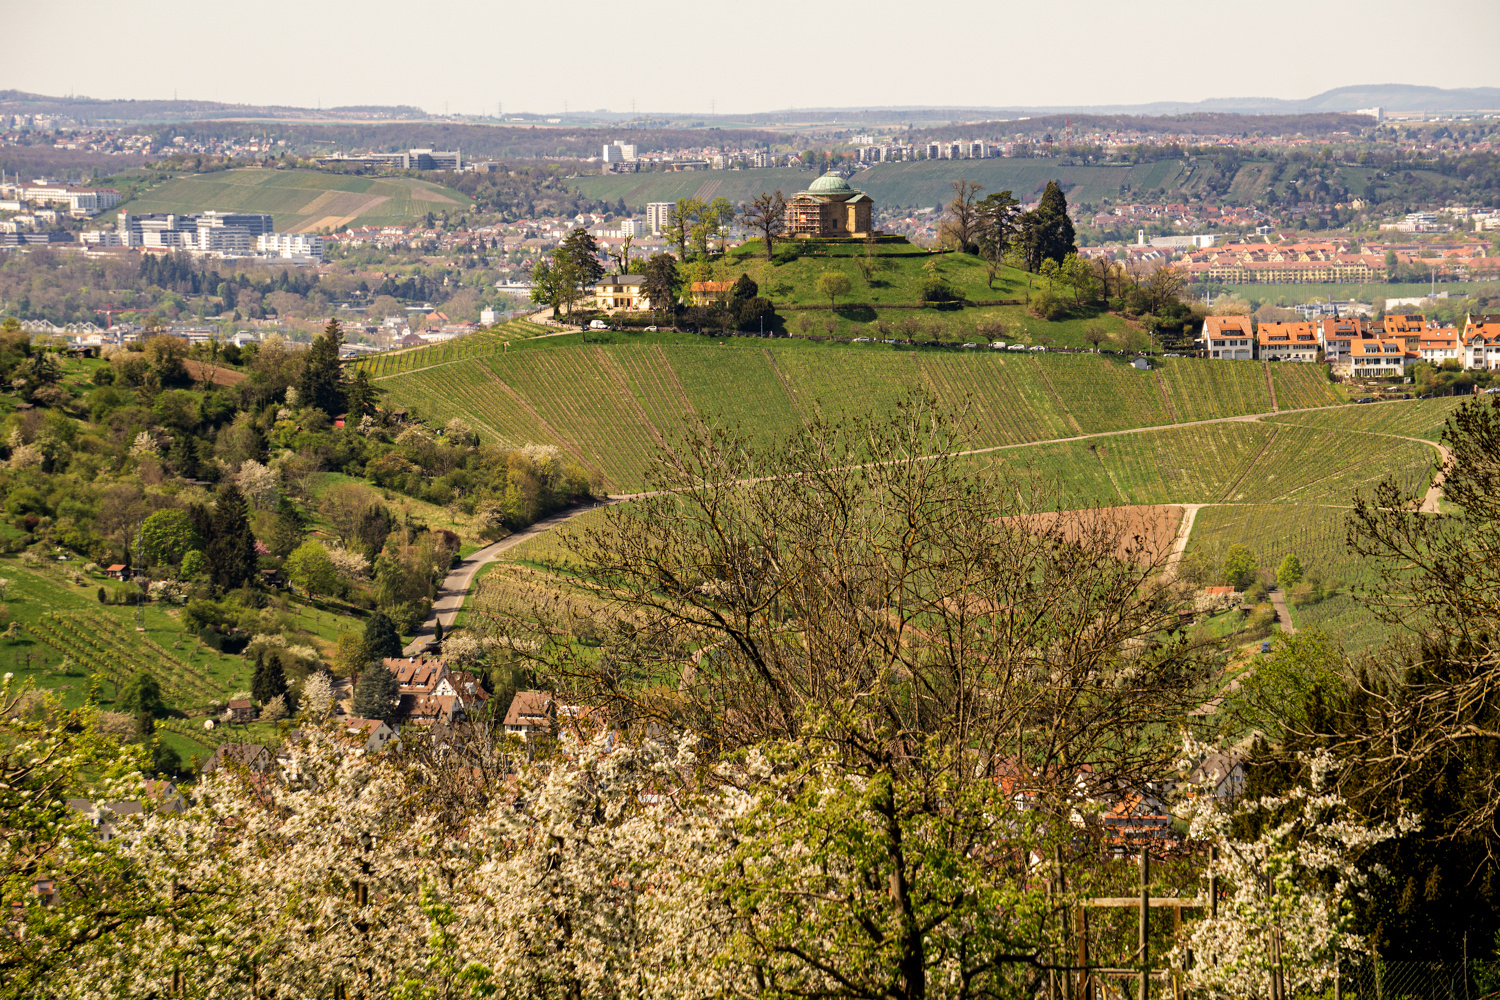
[373,340,1347,491]
[106,167,473,232]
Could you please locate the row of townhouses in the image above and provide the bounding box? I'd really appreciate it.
[1202,313,1500,375]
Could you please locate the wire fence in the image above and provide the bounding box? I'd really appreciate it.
[1338,959,1499,1000]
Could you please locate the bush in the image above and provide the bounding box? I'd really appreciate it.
[1029,289,1066,320]
[199,625,249,655]
[383,600,429,637]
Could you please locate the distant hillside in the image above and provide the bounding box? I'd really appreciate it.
[0,89,425,123]
[108,168,472,231]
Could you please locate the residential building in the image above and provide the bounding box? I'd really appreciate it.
[688,280,733,305]
[1464,320,1500,369]
[1335,339,1408,377]
[504,690,555,735]
[382,656,489,725]
[646,201,674,236]
[594,274,648,311]
[1418,329,1461,364]
[925,142,941,160]
[201,743,273,775]
[1256,321,1320,362]
[340,718,400,753]
[786,173,875,239]
[967,140,988,159]
[1318,317,1371,360]
[620,217,651,238]
[1201,315,1255,360]
[257,232,326,260]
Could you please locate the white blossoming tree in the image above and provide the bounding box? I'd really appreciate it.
[1171,751,1419,999]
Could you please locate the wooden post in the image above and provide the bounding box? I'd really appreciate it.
[1139,846,1150,1000]
[1208,845,1217,920]
[1077,905,1090,1000]
[1172,907,1183,1000]
[1058,846,1073,1000]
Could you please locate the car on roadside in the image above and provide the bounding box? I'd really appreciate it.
[1029,345,1046,352]
[1418,393,1433,399]
[1008,344,1027,351]
[962,342,978,349]
[644,325,657,332]
[882,339,897,344]
[1355,397,1376,403]
[990,341,1006,349]
[1164,353,1183,357]
[853,337,871,343]
[1485,387,1500,394]
[589,319,608,330]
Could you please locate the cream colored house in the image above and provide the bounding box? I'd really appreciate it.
[593,274,648,311]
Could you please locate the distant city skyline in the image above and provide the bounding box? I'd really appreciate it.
[8,0,1500,117]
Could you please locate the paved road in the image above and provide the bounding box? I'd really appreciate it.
[401,501,615,655]
[1269,588,1298,634]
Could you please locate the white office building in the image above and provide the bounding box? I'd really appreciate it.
[620,218,651,238]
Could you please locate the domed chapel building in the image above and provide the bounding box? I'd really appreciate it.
[787,173,875,238]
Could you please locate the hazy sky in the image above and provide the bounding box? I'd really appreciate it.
[9,0,1499,115]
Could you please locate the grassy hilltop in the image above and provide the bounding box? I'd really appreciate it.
[104,167,473,232]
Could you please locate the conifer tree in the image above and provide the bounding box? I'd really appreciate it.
[206,482,257,593]
[363,611,403,660]
[351,662,398,722]
[251,650,288,707]
[1018,180,1077,272]
[299,318,345,416]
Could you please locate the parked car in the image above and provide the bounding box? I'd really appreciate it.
[1008,344,1027,351]
[853,337,871,343]
[1418,393,1433,399]
[644,325,658,332]
[962,342,978,349]
[1485,387,1500,394]
[589,319,608,330]
[1164,353,1183,357]
[1355,397,1376,404]
[990,341,1006,349]
[1029,345,1046,352]
[882,339,897,344]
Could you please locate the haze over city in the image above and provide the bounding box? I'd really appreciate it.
[8,0,1500,114]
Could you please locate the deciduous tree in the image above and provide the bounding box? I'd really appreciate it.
[739,190,788,261]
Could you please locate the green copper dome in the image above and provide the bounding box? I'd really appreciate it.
[808,173,852,193]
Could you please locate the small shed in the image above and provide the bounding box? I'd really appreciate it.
[227,699,256,723]
[104,564,128,580]
[1131,357,1152,370]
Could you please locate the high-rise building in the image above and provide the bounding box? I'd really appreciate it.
[257,232,326,261]
[646,202,675,236]
[620,218,651,238]
[968,140,988,159]
[925,142,941,160]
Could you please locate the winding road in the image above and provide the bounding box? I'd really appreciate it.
[404,396,1451,653]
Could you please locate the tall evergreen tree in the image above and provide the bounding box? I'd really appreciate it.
[206,482,257,593]
[560,228,605,289]
[266,498,307,559]
[343,367,380,419]
[299,318,345,416]
[363,611,403,660]
[1018,180,1077,272]
[641,253,680,313]
[351,662,398,722]
[251,650,288,706]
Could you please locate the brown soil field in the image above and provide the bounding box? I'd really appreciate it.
[183,359,247,387]
[1011,504,1183,565]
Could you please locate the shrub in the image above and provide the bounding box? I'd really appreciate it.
[1029,289,1066,320]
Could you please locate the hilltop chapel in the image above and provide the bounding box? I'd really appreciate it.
[787,173,875,238]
